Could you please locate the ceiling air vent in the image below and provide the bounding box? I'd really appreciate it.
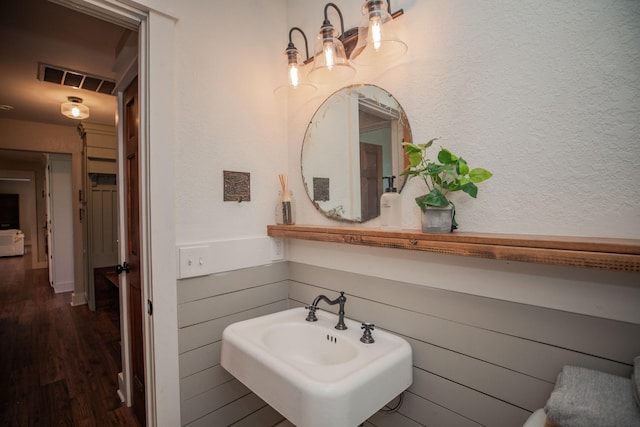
[38,63,116,95]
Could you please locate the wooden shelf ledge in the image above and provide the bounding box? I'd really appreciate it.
[267,225,640,273]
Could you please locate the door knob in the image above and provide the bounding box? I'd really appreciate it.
[116,262,130,274]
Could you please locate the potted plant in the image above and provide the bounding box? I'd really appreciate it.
[402,138,492,233]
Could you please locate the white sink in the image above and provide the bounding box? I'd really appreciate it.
[221,307,412,427]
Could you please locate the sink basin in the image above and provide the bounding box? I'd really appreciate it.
[221,307,412,427]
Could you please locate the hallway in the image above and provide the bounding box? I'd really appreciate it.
[0,248,140,426]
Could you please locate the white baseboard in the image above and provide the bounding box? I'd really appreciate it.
[70,291,86,306]
[54,281,74,294]
[117,372,128,404]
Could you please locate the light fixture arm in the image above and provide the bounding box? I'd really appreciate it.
[288,27,310,61]
[387,0,404,16]
[323,2,346,39]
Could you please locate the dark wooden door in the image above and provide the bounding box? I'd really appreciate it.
[124,76,145,426]
[360,142,382,222]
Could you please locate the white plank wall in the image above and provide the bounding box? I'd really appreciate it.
[288,262,640,427]
[177,262,290,426]
[177,261,640,427]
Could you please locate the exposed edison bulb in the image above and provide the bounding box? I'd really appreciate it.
[323,43,335,69]
[288,64,300,87]
[370,15,382,50]
[308,22,355,84]
[351,0,406,65]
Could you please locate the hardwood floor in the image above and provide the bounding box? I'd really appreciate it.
[0,247,140,426]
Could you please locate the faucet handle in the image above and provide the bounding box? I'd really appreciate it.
[305,305,318,322]
[360,323,375,344]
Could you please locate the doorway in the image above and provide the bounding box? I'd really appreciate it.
[0,0,146,422]
[359,142,383,221]
[25,1,178,425]
[0,155,47,270]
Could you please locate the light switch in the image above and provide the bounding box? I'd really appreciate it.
[179,245,209,278]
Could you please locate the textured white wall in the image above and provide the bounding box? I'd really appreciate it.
[288,0,640,237]
[285,0,640,322]
[121,2,287,425]
[173,0,288,244]
[160,0,639,319]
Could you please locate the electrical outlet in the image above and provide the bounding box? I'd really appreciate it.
[179,245,209,278]
[270,238,284,261]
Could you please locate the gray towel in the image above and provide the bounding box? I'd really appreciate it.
[545,365,640,427]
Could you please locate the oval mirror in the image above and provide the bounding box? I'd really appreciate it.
[301,84,412,223]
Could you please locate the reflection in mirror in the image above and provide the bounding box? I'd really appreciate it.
[301,85,412,223]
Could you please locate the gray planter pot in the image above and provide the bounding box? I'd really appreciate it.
[421,205,454,233]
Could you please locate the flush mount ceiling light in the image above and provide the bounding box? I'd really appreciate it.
[307,3,356,84]
[274,27,317,97]
[351,0,407,66]
[61,96,90,120]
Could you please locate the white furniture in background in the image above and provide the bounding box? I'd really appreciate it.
[0,229,24,257]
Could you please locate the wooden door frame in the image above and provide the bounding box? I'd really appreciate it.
[58,1,180,426]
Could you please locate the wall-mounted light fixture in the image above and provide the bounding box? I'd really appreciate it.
[351,0,407,65]
[60,96,90,120]
[307,3,356,84]
[274,27,317,96]
[277,1,406,93]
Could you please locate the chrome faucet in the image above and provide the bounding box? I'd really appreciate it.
[305,291,347,330]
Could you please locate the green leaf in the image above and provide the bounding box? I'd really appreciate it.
[456,158,469,175]
[437,148,457,165]
[429,164,448,186]
[461,182,478,198]
[423,188,449,207]
[436,164,455,178]
[426,163,443,174]
[447,180,461,192]
[469,168,493,183]
[403,143,422,154]
[408,151,423,168]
